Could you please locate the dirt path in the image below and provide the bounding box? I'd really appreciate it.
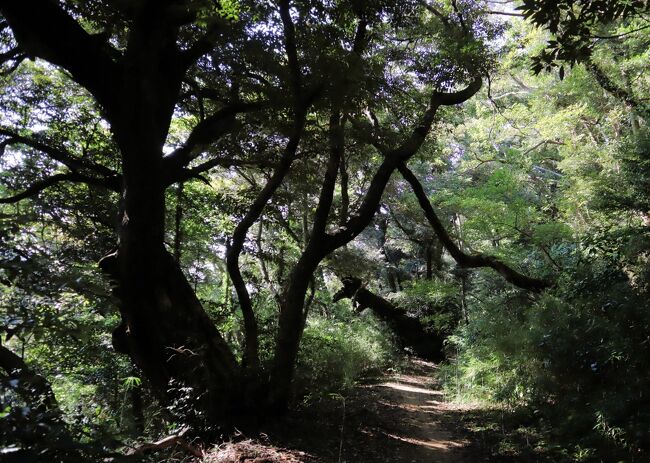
[354,358,470,462]
[255,358,478,463]
[333,358,471,462]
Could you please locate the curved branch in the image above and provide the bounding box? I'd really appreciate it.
[326,77,482,251]
[586,61,649,118]
[225,1,309,369]
[310,112,344,238]
[170,156,276,185]
[434,76,483,106]
[0,339,62,419]
[333,276,443,360]
[181,17,230,69]
[0,172,118,204]
[162,101,267,179]
[421,1,451,27]
[0,46,21,63]
[398,163,552,292]
[0,53,26,75]
[0,46,27,74]
[226,109,308,368]
[592,24,650,40]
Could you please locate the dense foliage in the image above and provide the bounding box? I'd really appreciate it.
[436,11,650,461]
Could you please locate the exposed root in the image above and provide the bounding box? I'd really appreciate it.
[128,427,204,459]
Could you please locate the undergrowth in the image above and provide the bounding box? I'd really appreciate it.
[438,236,650,462]
[294,311,398,400]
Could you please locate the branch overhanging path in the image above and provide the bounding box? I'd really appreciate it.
[398,163,553,292]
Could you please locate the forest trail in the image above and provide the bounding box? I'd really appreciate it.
[341,358,471,462]
[252,358,479,463]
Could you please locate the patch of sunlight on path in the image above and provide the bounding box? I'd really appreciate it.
[359,358,473,462]
[379,382,444,395]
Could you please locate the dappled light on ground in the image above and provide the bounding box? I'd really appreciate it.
[383,432,465,451]
[260,358,476,462]
[379,381,444,395]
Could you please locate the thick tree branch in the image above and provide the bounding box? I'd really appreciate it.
[351,18,368,54]
[0,53,26,75]
[0,339,62,419]
[0,0,120,108]
[225,1,310,369]
[162,101,267,179]
[398,163,552,292]
[339,151,350,226]
[0,128,119,180]
[586,61,649,118]
[387,204,429,245]
[0,46,20,62]
[333,276,443,360]
[0,46,27,74]
[180,13,232,69]
[331,18,364,228]
[451,0,468,32]
[300,17,369,264]
[433,77,483,106]
[310,112,344,238]
[326,77,482,251]
[171,156,276,185]
[421,1,451,27]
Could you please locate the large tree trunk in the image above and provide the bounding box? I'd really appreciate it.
[100,247,241,425]
[101,139,241,421]
[100,51,242,425]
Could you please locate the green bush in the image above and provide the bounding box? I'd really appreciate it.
[439,231,650,461]
[294,311,398,398]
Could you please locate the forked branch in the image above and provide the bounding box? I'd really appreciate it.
[0,0,120,108]
[327,76,482,251]
[162,101,267,182]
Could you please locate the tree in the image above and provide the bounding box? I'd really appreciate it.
[2,0,542,427]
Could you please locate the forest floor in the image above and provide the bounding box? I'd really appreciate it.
[203,358,502,463]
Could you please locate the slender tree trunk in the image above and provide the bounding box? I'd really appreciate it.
[425,241,433,280]
[173,181,184,263]
[459,271,469,324]
[267,253,320,411]
[339,152,349,225]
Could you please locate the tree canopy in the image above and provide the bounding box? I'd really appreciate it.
[1,0,649,461]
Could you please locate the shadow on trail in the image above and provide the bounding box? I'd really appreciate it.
[261,358,478,463]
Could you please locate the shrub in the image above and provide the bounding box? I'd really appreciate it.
[293,312,398,399]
